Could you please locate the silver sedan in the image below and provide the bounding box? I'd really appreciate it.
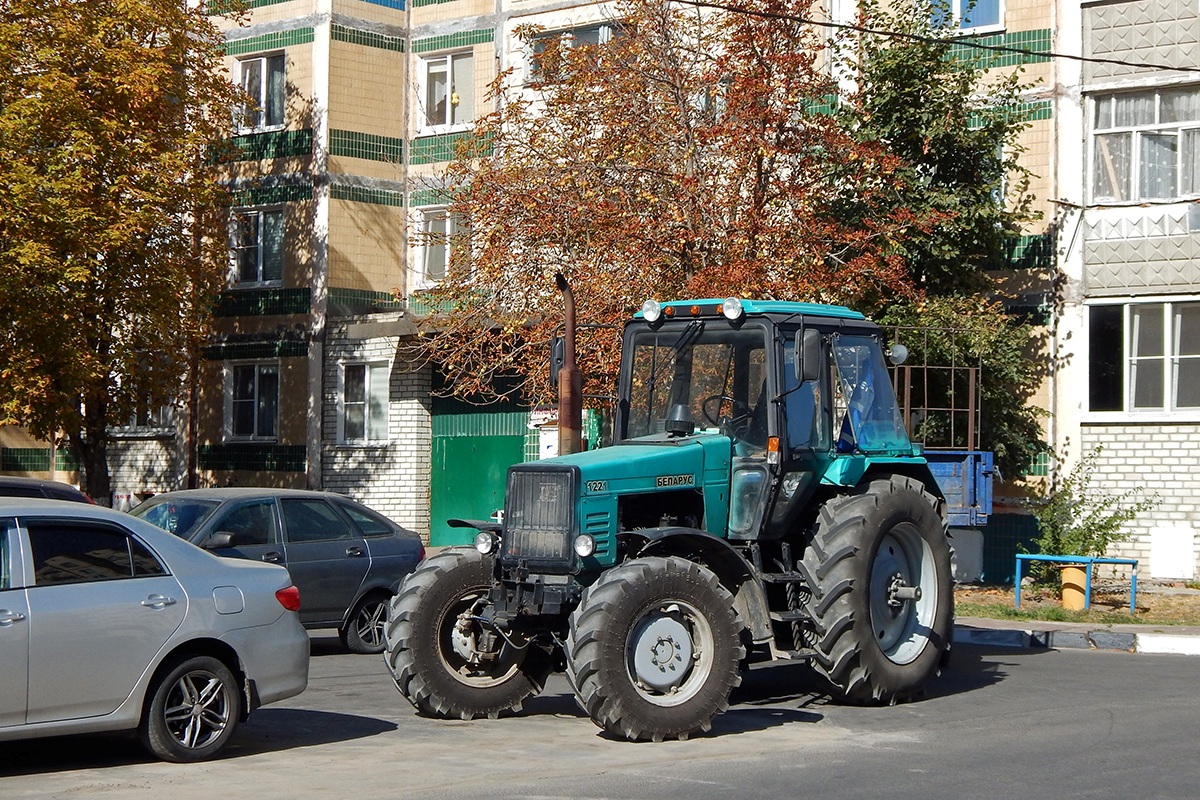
[0,499,309,762]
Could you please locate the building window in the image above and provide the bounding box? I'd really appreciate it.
[229,362,279,439]
[1089,301,1200,413]
[341,362,389,442]
[238,54,285,132]
[231,208,283,285]
[422,52,474,131]
[1092,87,1200,203]
[932,0,1003,32]
[416,206,465,284]
[527,24,620,84]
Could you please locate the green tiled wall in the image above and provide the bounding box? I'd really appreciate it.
[412,29,495,54]
[1004,232,1056,271]
[0,448,78,472]
[331,184,405,206]
[202,340,309,360]
[207,0,295,12]
[950,28,1052,68]
[228,129,314,162]
[412,0,456,5]
[229,182,313,206]
[410,132,479,165]
[330,130,405,162]
[968,99,1053,129]
[214,288,312,317]
[329,288,406,315]
[198,444,307,472]
[225,28,315,57]
[333,24,405,52]
[410,189,450,207]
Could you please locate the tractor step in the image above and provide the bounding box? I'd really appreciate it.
[759,571,807,584]
[768,610,810,623]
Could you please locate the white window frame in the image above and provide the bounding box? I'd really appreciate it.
[1086,297,1200,422]
[230,206,284,286]
[524,23,621,84]
[1090,87,1200,204]
[339,361,390,443]
[932,0,1004,34]
[110,402,173,437]
[225,361,280,441]
[237,53,286,133]
[419,51,475,134]
[414,205,465,287]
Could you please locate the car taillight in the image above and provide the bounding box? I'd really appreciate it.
[417,544,426,563]
[275,585,301,612]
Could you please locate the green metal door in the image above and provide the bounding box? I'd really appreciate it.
[430,435,525,546]
[429,398,529,547]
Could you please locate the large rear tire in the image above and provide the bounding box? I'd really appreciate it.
[565,556,744,742]
[799,474,952,705]
[384,548,551,720]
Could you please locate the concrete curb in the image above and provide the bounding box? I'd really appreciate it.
[954,623,1200,656]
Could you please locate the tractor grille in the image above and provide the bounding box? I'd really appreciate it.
[501,467,576,567]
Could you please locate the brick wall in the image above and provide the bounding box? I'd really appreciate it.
[322,315,433,540]
[1081,424,1200,580]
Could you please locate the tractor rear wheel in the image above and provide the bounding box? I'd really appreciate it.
[799,474,952,704]
[384,548,551,720]
[565,556,743,742]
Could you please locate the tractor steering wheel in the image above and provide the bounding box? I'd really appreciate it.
[701,394,752,434]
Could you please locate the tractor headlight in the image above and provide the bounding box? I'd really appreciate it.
[474,531,499,555]
[721,297,745,321]
[640,299,662,323]
[573,534,596,558]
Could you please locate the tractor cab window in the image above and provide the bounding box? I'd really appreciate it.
[830,334,911,455]
[625,323,769,443]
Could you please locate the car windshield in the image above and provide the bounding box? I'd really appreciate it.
[131,498,221,539]
[625,323,768,439]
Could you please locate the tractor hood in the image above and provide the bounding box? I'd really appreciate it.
[542,433,734,536]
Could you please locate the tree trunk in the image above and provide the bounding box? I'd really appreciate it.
[71,398,112,507]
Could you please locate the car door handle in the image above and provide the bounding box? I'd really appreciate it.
[0,609,27,626]
[140,594,177,610]
[346,546,365,557]
[262,551,283,563]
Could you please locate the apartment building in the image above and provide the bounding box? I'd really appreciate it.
[1052,0,1200,580]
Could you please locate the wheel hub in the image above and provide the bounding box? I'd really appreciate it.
[631,612,694,692]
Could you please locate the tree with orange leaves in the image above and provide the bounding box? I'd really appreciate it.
[0,0,245,502]
[412,0,1035,414]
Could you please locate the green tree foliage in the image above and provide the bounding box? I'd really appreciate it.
[840,0,1041,293]
[0,0,244,502]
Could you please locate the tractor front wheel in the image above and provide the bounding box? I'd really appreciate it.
[565,556,744,742]
[384,548,551,720]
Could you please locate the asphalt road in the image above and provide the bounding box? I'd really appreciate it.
[3,635,1199,800]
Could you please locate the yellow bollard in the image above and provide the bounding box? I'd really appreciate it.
[1061,564,1088,611]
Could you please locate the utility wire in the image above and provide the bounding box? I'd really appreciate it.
[672,0,1200,76]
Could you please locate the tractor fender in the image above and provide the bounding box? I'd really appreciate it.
[618,527,773,646]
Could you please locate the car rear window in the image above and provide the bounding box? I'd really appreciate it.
[27,523,166,585]
[132,499,220,539]
[336,501,394,537]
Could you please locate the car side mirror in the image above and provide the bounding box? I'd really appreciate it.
[795,329,821,383]
[204,531,235,550]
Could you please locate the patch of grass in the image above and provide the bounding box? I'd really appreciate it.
[955,587,1200,626]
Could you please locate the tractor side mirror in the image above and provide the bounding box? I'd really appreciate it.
[888,343,909,366]
[795,329,821,383]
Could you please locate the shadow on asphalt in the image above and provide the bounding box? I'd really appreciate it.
[0,709,395,775]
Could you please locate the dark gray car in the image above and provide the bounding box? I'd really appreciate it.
[131,489,424,654]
